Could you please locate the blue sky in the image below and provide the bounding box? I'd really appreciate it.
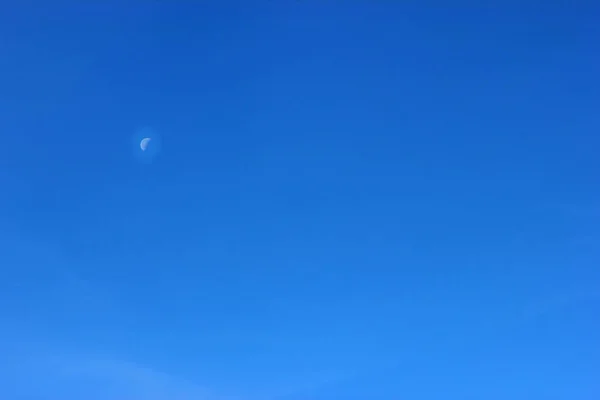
[1,2,599,399]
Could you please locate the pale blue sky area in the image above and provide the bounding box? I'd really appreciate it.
[1,2,599,399]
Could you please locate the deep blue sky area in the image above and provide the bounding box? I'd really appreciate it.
[1,2,599,399]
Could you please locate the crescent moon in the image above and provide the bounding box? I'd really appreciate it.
[140,137,151,151]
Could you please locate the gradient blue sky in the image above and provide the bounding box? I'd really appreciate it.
[1,2,599,399]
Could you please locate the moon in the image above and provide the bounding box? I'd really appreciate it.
[140,137,151,151]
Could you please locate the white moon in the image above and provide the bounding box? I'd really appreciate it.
[140,137,151,151]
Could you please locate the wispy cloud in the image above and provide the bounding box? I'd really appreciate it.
[0,233,226,399]
[1,344,226,400]
[51,355,221,400]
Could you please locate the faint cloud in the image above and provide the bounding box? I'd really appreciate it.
[53,356,218,400]
[2,346,227,400]
[0,233,227,399]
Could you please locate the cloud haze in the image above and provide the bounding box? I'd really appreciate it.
[0,343,223,400]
